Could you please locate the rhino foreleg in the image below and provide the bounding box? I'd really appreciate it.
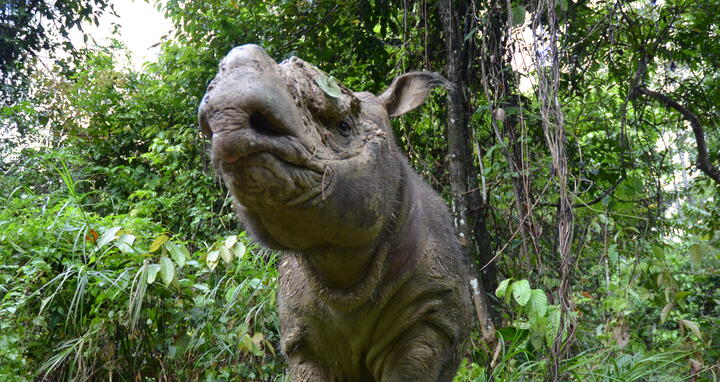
[287,357,332,382]
[374,324,461,382]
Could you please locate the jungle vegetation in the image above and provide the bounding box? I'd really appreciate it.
[1,0,718,380]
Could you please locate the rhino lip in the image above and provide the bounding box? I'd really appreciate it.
[214,125,334,207]
[221,152,335,207]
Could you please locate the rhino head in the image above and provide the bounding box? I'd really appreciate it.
[199,44,445,257]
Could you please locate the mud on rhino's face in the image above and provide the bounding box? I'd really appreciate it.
[199,45,442,251]
[198,45,392,251]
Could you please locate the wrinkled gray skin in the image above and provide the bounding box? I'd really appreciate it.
[199,44,472,382]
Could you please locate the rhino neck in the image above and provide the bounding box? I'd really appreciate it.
[302,245,378,289]
[297,161,423,306]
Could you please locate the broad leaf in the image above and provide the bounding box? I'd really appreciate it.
[219,245,233,264]
[234,242,246,260]
[315,74,343,98]
[661,303,673,323]
[97,226,122,248]
[512,280,531,306]
[146,264,161,284]
[528,289,548,320]
[496,278,512,298]
[224,235,237,249]
[165,241,186,268]
[511,5,526,27]
[159,256,175,287]
[688,243,704,266]
[149,234,169,253]
[115,233,136,253]
[206,250,219,271]
[679,319,702,339]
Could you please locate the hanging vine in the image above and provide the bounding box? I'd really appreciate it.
[531,0,576,379]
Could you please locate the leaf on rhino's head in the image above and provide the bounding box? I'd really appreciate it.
[314,74,343,99]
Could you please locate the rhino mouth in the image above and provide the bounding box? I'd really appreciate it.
[213,114,333,207]
[221,153,332,207]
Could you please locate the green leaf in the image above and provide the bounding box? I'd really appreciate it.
[97,226,122,248]
[496,278,512,298]
[224,235,237,249]
[149,234,169,253]
[559,0,568,13]
[115,233,136,253]
[315,74,343,98]
[234,242,246,260]
[511,5,526,27]
[608,244,618,264]
[159,256,175,287]
[545,306,562,347]
[146,264,161,284]
[657,271,678,289]
[688,243,704,266]
[225,284,238,303]
[529,332,544,350]
[674,291,692,305]
[7,239,25,254]
[219,245,233,264]
[179,244,190,264]
[652,245,665,261]
[463,26,478,42]
[165,242,186,268]
[528,289,548,320]
[206,250,219,271]
[512,279,531,306]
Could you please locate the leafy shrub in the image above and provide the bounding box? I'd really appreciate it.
[0,159,285,381]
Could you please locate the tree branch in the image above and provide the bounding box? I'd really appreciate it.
[541,177,623,209]
[634,87,720,185]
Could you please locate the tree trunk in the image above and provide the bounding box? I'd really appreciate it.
[437,0,497,345]
[478,0,543,277]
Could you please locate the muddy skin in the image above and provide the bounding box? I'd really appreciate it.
[199,44,472,382]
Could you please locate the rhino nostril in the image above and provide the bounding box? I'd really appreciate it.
[249,112,285,137]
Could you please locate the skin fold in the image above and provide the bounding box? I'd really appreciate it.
[199,44,472,382]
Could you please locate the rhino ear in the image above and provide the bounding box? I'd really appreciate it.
[378,72,449,118]
[198,98,212,138]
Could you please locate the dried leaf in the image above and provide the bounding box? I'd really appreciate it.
[612,323,630,349]
[661,303,673,323]
[679,319,702,339]
[150,234,169,253]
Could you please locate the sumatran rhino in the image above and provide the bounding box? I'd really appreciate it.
[198,44,472,381]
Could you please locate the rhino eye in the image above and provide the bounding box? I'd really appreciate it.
[337,119,352,136]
